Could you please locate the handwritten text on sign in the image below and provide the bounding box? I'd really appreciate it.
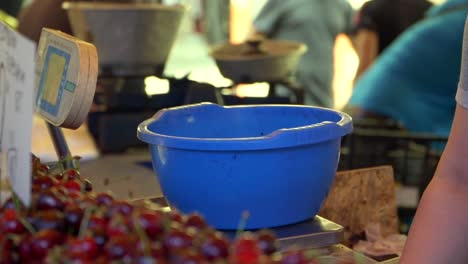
[0,22,35,206]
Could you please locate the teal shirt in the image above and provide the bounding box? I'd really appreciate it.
[254,0,353,108]
[349,0,468,137]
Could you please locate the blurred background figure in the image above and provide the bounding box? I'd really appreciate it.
[0,0,24,28]
[251,0,354,108]
[0,0,24,18]
[201,0,229,45]
[352,0,433,81]
[18,0,84,43]
[346,0,468,140]
[17,0,144,43]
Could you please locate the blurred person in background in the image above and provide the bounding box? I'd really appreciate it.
[18,0,85,43]
[0,0,24,18]
[352,0,432,81]
[17,0,135,43]
[252,0,354,108]
[0,0,24,28]
[201,0,229,45]
[400,16,468,263]
[345,0,468,142]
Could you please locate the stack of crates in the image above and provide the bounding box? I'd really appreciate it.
[338,118,447,233]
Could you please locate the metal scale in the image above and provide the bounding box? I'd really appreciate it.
[62,2,224,153]
[210,38,307,105]
[35,28,98,164]
[52,1,344,252]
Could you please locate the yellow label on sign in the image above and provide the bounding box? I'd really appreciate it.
[42,53,66,105]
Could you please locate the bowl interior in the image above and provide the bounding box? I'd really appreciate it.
[148,105,343,139]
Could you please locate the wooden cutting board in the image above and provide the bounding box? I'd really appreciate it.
[319,166,399,246]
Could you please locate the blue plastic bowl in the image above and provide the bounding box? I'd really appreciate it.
[137,103,352,229]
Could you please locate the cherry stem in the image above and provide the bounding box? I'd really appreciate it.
[11,193,35,234]
[11,193,21,211]
[132,212,151,257]
[79,180,86,193]
[36,169,47,177]
[19,217,36,235]
[235,211,250,239]
[50,188,67,202]
[79,206,94,239]
[73,156,81,170]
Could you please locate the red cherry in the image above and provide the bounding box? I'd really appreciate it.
[137,211,165,240]
[83,179,93,192]
[106,218,131,238]
[136,241,167,259]
[69,191,83,200]
[88,215,109,231]
[0,209,26,234]
[34,190,65,211]
[184,213,206,230]
[95,193,114,207]
[0,235,14,262]
[64,169,80,180]
[89,228,108,249]
[257,229,278,255]
[169,210,184,223]
[104,234,137,260]
[52,173,64,181]
[28,209,66,232]
[67,237,100,260]
[163,227,194,253]
[176,249,207,264]
[30,229,64,260]
[280,250,308,264]
[134,256,167,264]
[231,233,262,264]
[18,236,34,262]
[64,205,84,235]
[64,180,82,192]
[93,255,111,264]
[78,196,98,209]
[111,201,134,216]
[1,197,24,211]
[32,176,56,190]
[201,235,229,260]
[65,259,94,264]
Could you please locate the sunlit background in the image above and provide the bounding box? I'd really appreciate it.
[32,0,450,161]
[144,0,448,110]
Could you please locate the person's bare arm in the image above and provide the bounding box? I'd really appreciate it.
[400,105,468,263]
[353,29,379,83]
[400,17,468,262]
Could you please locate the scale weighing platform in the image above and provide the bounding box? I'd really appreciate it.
[142,196,344,251]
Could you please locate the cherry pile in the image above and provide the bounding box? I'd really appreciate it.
[0,155,326,264]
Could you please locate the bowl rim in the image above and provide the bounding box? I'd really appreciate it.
[209,40,308,62]
[137,103,353,151]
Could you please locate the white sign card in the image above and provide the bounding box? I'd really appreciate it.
[0,22,35,206]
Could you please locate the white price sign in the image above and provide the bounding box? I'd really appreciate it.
[0,22,35,206]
